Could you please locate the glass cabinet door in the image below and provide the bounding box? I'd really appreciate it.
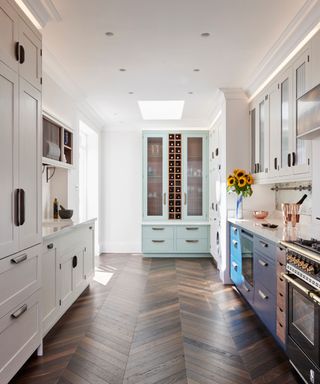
[183,134,207,220]
[259,99,265,173]
[145,136,165,218]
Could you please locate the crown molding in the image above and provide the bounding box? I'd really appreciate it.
[19,0,61,27]
[220,88,248,100]
[43,45,106,130]
[246,0,320,97]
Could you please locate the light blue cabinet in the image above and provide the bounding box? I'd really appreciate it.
[142,131,209,256]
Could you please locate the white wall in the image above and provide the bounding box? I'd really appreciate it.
[100,129,142,253]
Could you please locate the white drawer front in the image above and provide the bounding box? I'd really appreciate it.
[0,245,41,318]
[0,290,41,384]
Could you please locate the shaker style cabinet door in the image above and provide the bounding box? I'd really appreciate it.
[0,0,19,72]
[18,19,42,91]
[18,78,42,251]
[182,133,208,221]
[0,62,19,259]
[143,133,167,221]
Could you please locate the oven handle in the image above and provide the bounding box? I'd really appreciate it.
[281,273,311,296]
[310,292,320,305]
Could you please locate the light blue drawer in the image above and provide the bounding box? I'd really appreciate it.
[143,225,174,239]
[142,238,174,253]
[230,225,240,243]
[176,238,209,253]
[176,225,208,239]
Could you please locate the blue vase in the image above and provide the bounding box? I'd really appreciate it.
[236,195,243,219]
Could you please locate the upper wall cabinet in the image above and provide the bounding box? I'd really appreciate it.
[0,0,41,91]
[143,131,208,222]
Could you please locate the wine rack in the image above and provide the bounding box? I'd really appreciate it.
[168,133,182,220]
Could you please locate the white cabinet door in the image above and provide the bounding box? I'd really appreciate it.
[0,62,19,258]
[19,79,41,251]
[268,81,281,178]
[0,0,19,72]
[18,19,41,90]
[73,250,85,292]
[292,48,312,176]
[60,256,73,309]
[83,225,95,280]
[41,242,59,336]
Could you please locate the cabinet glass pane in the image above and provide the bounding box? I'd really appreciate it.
[296,63,307,166]
[43,118,61,160]
[187,137,202,216]
[259,101,265,172]
[147,137,163,216]
[250,109,256,173]
[281,78,289,168]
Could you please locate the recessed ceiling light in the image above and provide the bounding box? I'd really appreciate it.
[128,91,134,94]
[193,68,200,72]
[119,68,126,72]
[188,91,194,95]
[201,32,210,37]
[138,100,184,120]
[105,32,114,36]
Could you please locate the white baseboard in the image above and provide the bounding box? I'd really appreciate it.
[100,242,141,254]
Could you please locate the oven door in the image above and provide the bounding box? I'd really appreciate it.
[240,230,254,287]
[285,273,320,366]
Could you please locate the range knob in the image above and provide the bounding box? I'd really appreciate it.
[301,262,309,271]
[298,259,305,268]
[293,257,300,265]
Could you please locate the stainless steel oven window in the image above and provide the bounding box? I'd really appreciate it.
[292,288,315,345]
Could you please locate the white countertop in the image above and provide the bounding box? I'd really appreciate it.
[228,214,320,244]
[142,222,210,226]
[42,218,96,240]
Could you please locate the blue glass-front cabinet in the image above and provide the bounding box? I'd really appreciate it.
[143,131,208,222]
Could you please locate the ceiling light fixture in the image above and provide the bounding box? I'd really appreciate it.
[193,68,200,72]
[128,91,134,94]
[138,100,185,120]
[119,68,126,72]
[201,32,210,37]
[188,91,194,94]
[105,32,114,36]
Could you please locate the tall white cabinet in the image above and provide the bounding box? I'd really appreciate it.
[0,0,42,382]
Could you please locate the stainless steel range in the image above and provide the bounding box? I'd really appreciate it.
[281,239,320,384]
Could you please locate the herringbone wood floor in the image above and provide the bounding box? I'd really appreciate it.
[10,254,302,384]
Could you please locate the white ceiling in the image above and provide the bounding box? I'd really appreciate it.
[40,0,308,129]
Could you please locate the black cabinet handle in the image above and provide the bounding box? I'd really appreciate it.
[20,189,25,225]
[287,153,291,167]
[19,45,25,64]
[89,226,93,230]
[15,189,20,226]
[72,255,78,268]
[15,42,20,62]
[215,148,219,157]
[274,157,278,170]
[292,152,296,166]
[47,243,54,249]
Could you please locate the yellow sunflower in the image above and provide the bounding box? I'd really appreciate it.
[233,168,239,175]
[238,176,247,188]
[246,174,254,185]
[235,169,245,178]
[227,176,236,187]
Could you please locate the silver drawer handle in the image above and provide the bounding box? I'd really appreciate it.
[186,227,199,231]
[233,227,238,235]
[186,240,199,243]
[11,253,27,264]
[232,240,238,248]
[152,240,165,243]
[260,241,268,248]
[152,227,165,231]
[11,304,28,319]
[243,284,250,292]
[258,259,268,267]
[258,290,268,300]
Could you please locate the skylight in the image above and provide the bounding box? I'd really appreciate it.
[138,100,185,120]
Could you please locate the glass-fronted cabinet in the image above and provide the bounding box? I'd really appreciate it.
[143,131,208,221]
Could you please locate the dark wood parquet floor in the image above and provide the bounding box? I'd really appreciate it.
[10,254,302,384]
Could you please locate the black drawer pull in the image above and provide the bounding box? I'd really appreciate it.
[259,241,268,248]
[19,44,25,64]
[15,42,20,62]
[258,259,268,267]
[279,292,284,297]
[11,254,27,264]
[258,290,268,300]
[11,304,27,319]
[186,240,199,243]
[152,240,165,243]
[186,227,199,231]
[278,322,283,328]
[72,255,78,268]
[152,227,165,231]
[279,307,284,313]
[89,226,93,230]
[47,243,54,249]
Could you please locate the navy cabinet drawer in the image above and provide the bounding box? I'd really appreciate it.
[254,236,276,262]
[237,280,254,306]
[254,281,276,336]
[254,252,276,296]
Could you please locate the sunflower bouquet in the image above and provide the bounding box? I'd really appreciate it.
[227,169,254,197]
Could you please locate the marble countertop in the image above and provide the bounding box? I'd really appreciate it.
[228,215,320,244]
[42,218,96,240]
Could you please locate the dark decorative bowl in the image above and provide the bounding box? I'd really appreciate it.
[58,209,73,219]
